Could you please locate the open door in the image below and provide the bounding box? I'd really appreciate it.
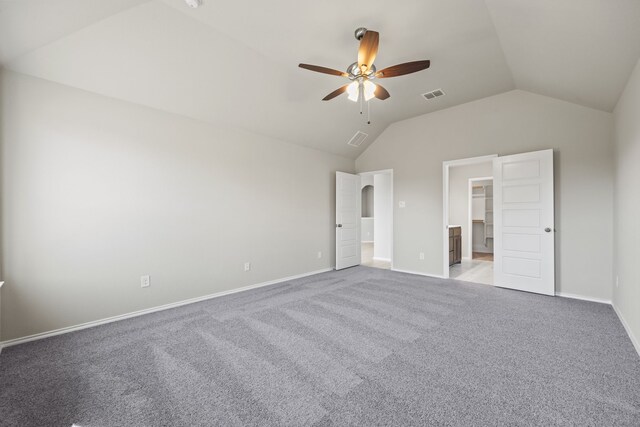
[336,172,361,270]
[493,149,555,295]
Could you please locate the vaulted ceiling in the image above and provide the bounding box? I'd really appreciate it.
[1,0,639,158]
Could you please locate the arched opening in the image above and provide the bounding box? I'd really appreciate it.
[362,185,374,217]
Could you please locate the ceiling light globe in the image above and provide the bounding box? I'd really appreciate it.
[347,81,359,102]
[363,80,377,101]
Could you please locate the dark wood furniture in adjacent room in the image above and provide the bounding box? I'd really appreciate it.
[449,226,462,266]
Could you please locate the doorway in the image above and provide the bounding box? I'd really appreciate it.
[442,150,555,295]
[447,176,495,284]
[359,170,393,269]
[442,155,496,284]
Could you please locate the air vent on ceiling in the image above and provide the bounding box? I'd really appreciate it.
[347,131,368,147]
[422,88,445,101]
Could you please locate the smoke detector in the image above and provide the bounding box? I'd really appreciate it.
[184,0,202,8]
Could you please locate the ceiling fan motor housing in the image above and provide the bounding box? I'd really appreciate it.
[347,62,376,79]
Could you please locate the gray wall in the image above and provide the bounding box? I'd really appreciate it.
[613,59,640,352]
[0,70,354,341]
[356,90,614,301]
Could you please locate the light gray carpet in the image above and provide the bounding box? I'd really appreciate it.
[1,266,639,426]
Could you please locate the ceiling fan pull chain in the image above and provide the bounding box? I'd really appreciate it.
[367,100,371,125]
[360,89,363,114]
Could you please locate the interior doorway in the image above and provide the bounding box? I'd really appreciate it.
[442,155,496,284]
[442,150,555,294]
[359,170,393,269]
[446,176,495,284]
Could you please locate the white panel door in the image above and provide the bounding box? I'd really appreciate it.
[336,172,361,270]
[493,149,555,295]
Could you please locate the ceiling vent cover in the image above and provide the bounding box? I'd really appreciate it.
[422,88,445,101]
[347,131,368,147]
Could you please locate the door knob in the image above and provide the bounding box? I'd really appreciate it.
[544,227,552,233]
[336,224,343,228]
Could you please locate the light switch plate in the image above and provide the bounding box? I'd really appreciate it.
[140,275,150,288]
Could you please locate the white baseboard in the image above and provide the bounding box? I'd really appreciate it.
[372,257,391,262]
[613,304,640,358]
[391,268,446,280]
[0,268,333,353]
[555,292,612,305]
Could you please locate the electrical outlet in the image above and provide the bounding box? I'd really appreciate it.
[419,252,425,260]
[317,251,322,259]
[244,262,251,272]
[140,275,150,288]
[399,201,406,208]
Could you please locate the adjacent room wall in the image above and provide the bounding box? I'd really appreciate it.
[373,173,392,261]
[0,70,354,341]
[613,59,640,353]
[448,162,492,259]
[360,175,374,242]
[356,90,614,301]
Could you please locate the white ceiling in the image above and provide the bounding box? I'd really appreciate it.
[1,0,638,158]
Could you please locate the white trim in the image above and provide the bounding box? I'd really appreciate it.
[358,168,394,176]
[555,292,611,305]
[373,257,391,262]
[613,304,640,358]
[391,268,446,280]
[442,155,498,168]
[361,240,374,243]
[0,268,332,352]
[442,155,497,279]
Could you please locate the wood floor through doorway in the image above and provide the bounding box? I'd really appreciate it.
[472,252,494,261]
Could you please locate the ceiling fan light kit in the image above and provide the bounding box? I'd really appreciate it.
[298,27,431,123]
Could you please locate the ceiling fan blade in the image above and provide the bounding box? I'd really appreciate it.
[322,84,350,101]
[374,84,390,100]
[299,63,348,77]
[375,60,431,78]
[357,30,379,73]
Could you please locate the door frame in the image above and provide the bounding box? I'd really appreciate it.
[442,155,497,279]
[359,169,394,269]
[467,176,493,261]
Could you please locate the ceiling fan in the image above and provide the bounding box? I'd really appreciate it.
[299,27,431,103]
